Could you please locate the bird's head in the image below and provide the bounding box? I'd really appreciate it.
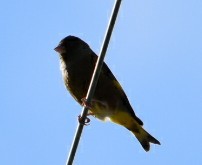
[54,35,90,57]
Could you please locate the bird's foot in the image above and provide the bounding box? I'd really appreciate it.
[81,97,92,110]
[78,115,91,125]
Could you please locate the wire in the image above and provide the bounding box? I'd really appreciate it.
[66,0,122,164]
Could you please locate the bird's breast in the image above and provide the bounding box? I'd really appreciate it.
[60,59,69,81]
[59,58,91,104]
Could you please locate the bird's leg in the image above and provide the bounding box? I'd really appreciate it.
[78,98,95,125]
[81,97,92,110]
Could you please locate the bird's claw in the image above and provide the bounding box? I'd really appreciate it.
[78,115,91,126]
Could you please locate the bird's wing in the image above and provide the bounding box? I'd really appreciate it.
[102,62,143,126]
[89,52,143,125]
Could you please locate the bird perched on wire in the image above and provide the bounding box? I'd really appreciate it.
[54,35,160,151]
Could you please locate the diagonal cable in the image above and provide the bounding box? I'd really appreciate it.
[66,0,122,164]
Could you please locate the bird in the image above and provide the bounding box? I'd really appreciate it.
[54,35,160,151]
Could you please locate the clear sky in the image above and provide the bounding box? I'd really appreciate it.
[1,0,202,164]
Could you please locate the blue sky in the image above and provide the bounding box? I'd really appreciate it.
[1,0,202,164]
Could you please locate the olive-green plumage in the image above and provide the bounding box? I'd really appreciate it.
[54,35,160,151]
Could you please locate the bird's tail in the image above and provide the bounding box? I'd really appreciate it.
[131,125,161,151]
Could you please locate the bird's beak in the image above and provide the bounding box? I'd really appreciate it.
[54,45,66,54]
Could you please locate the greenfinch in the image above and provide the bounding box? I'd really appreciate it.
[54,35,160,151]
